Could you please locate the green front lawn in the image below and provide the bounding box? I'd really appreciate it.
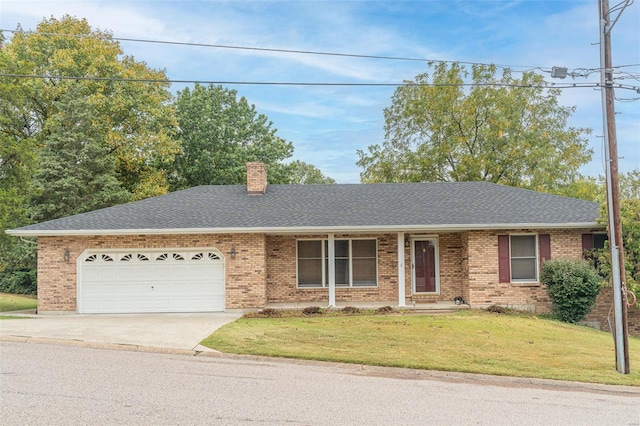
[202,310,640,386]
[0,293,37,312]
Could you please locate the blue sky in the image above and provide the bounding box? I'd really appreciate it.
[1,0,638,183]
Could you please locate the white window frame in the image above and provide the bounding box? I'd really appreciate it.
[296,238,378,289]
[296,240,326,288]
[509,234,538,283]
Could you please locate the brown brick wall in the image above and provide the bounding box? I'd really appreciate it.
[266,233,467,305]
[584,287,640,338]
[436,232,466,302]
[37,233,267,312]
[466,229,589,311]
[37,238,77,313]
[266,234,399,303]
[36,228,598,313]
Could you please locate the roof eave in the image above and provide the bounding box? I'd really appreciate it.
[6,222,604,237]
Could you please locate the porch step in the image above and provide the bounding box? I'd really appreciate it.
[406,306,470,315]
[406,309,457,315]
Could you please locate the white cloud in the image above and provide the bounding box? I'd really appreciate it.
[1,1,166,37]
[1,0,637,183]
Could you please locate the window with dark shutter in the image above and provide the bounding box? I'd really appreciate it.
[539,234,551,269]
[498,235,510,283]
[582,234,594,254]
[499,234,544,283]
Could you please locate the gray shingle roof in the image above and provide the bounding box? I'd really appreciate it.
[8,182,602,235]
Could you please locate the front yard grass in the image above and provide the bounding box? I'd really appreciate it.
[0,293,37,312]
[201,310,640,386]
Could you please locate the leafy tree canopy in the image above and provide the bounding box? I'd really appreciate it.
[551,176,601,202]
[285,160,336,184]
[357,62,593,193]
[30,85,130,222]
[170,84,294,189]
[597,169,640,302]
[0,15,179,293]
[0,16,331,295]
[1,15,179,199]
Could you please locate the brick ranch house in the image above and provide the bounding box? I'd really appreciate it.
[8,162,606,315]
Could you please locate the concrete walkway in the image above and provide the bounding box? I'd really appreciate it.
[0,311,242,351]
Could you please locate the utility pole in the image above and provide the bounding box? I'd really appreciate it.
[599,0,630,374]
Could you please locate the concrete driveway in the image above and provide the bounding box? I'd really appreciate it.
[0,311,242,351]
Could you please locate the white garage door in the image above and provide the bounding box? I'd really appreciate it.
[78,249,225,313]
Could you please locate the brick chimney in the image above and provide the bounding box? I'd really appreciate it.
[246,162,267,195]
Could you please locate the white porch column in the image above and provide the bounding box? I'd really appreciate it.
[397,232,406,307]
[328,233,336,307]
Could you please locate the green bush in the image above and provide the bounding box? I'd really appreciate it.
[0,269,37,295]
[541,259,602,323]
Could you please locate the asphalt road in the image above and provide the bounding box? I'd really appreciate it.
[1,341,638,425]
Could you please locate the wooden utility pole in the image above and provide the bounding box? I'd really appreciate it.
[599,0,630,374]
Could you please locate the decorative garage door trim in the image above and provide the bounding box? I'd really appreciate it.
[83,250,222,263]
[77,248,225,314]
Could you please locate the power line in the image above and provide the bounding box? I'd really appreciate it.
[614,70,640,82]
[2,72,632,90]
[0,28,544,71]
[3,28,639,78]
[2,30,638,91]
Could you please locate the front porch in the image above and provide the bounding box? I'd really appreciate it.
[266,232,468,308]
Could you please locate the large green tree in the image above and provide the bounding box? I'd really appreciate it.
[0,31,38,294]
[170,84,294,189]
[0,16,179,293]
[0,16,179,200]
[357,62,592,192]
[30,85,130,222]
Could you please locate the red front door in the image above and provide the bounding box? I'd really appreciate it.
[414,240,436,293]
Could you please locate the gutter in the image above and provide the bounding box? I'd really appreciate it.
[6,222,604,237]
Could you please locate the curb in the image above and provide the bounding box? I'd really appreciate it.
[2,334,638,396]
